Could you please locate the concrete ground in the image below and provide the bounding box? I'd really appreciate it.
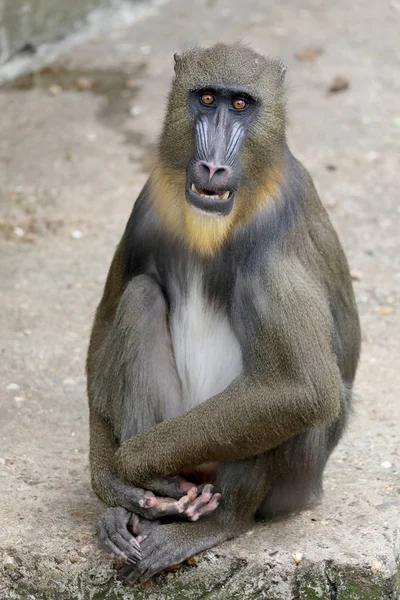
[0,0,399,598]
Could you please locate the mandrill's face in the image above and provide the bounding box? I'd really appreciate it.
[184,84,259,217]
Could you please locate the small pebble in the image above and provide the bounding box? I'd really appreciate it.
[366,150,379,162]
[76,77,95,91]
[129,105,142,117]
[13,227,25,237]
[48,84,62,96]
[14,395,25,402]
[4,556,15,571]
[291,552,303,565]
[63,378,75,386]
[0,457,6,465]
[350,270,363,281]
[68,551,79,564]
[6,383,20,391]
[328,76,349,93]
[371,557,382,574]
[79,544,93,557]
[381,461,392,469]
[71,230,83,239]
[140,45,152,55]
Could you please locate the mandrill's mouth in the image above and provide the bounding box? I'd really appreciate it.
[191,184,231,201]
[186,182,235,216]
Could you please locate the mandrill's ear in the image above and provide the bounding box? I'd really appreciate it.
[173,53,182,73]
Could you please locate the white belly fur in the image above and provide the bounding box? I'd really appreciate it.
[170,274,243,409]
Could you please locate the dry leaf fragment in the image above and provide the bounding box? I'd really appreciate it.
[166,563,182,572]
[125,79,138,89]
[143,580,152,590]
[378,305,394,316]
[328,76,349,93]
[295,46,322,61]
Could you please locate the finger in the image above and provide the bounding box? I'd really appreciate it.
[185,485,214,519]
[129,513,141,535]
[189,493,222,521]
[142,491,197,519]
[196,482,214,494]
[104,514,141,561]
[139,490,157,508]
[175,487,198,511]
[151,496,177,509]
[112,509,140,547]
[100,530,140,565]
[108,529,141,561]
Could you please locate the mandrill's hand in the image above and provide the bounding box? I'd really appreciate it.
[139,481,221,522]
[111,470,222,523]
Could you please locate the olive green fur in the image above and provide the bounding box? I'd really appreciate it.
[86,42,360,580]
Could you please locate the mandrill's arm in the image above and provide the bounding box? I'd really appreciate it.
[116,260,345,487]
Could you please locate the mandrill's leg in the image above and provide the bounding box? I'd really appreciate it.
[89,275,221,564]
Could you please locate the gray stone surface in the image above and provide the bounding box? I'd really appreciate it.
[0,0,399,598]
[0,0,150,68]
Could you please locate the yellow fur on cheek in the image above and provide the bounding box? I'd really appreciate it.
[149,161,281,256]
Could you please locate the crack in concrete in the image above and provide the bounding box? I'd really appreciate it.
[325,561,338,600]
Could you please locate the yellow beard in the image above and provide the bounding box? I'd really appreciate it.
[149,161,280,256]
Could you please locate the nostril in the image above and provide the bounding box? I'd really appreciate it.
[200,162,211,175]
[198,161,230,180]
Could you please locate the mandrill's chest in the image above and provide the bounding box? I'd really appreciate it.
[168,273,243,409]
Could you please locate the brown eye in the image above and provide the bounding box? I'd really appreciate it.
[232,97,247,110]
[201,93,215,105]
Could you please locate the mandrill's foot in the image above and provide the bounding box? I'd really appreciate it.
[117,518,229,583]
[98,507,147,565]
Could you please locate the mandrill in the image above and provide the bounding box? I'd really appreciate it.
[86,42,360,582]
